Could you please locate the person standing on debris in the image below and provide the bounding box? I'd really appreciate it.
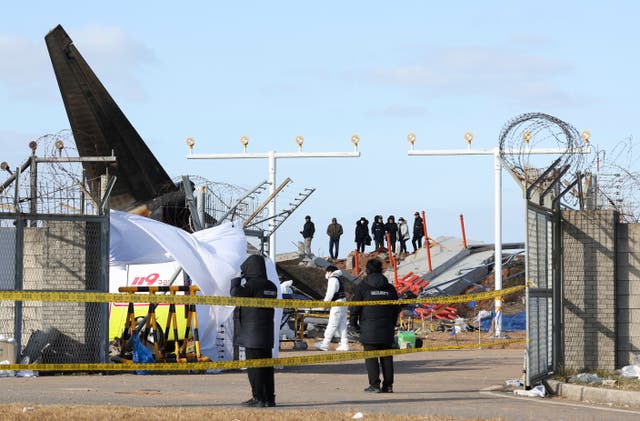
[326,217,344,260]
[300,215,315,256]
[371,215,386,250]
[397,217,409,255]
[355,217,370,253]
[384,216,398,254]
[350,258,401,393]
[314,265,350,351]
[230,254,279,407]
[412,212,424,253]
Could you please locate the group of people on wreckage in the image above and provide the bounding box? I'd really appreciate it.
[231,254,400,408]
[300,212,427,260]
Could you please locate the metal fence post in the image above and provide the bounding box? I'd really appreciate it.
[14,215,24,353]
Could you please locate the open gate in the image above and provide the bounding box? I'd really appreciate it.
[525,202,559,387]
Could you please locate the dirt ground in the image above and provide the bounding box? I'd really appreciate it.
[0,403,495,421]
[279,330,527,352]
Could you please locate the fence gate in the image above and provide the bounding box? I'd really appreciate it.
[525,202,561,387]
[0,148,112,365]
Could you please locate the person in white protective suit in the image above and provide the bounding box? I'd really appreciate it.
[314,265,350,351]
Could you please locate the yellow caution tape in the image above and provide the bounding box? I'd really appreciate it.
[0,338,525,372]
[0,284,524,308]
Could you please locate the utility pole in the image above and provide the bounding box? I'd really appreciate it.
[186,135,361,261]
[407,131,590,337]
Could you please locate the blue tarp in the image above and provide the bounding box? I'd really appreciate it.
[479,311,525,331]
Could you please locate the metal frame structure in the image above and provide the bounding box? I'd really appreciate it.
[186,136,361,260]
[408,141,589,336]
[523,163,583,387]
[0,151,113,362]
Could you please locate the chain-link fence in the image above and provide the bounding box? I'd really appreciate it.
[0,213,109,364]
[0,144,111,365]
[525,203,558,387]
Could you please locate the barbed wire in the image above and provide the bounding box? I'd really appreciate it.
[590,136,640,222]
[498,112,587,185]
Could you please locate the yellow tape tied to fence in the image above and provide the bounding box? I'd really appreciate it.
[0,284,526,371]
[0,284,524,308]
[0,338,526,372]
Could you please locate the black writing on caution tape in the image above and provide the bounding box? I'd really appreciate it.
[0,284,525,308]
[0,338,525,372]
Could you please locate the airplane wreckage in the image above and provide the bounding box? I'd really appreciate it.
[1,24,327,299]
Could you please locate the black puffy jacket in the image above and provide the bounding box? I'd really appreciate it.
[350,272,400,345]
[385,222,398,242]
[355,219,369,242]
[302,221,315,239]
[230,255,278,349]
[413,216,424,237]
[371,221,386,242]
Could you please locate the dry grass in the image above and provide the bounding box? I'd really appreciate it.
[554,368,640,391]
[279,330,526,353]
[1,404,500,421]
[420,330,526,350]
[614,377,640,391]
[280,326,526,357]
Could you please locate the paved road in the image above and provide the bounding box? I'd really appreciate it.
[1,348,639,420]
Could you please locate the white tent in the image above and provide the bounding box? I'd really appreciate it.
[109,210,282,360]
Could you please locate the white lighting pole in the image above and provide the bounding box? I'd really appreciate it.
[186,135,361,261]
[407,133,590,337]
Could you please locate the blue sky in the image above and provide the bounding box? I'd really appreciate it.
[1,1,638,257]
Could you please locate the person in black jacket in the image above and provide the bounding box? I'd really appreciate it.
[371,215,386,250]
[384,215,398,254]
[230,254,279,407]
[350,258,401,393]
[300,215,315,256]
[354,217,370,253]
[412,211,425,253]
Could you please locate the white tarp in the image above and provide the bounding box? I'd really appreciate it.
[109,210,282,360]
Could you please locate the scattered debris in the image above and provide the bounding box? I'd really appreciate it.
[570,373,604,385]
[513,385,546,398]
[15,356,38,378]
[620,365,640,379]
[505,379,524,387]
[397,331,416,349]
[0,360,15,377]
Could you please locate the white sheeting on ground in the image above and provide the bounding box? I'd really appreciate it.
[109,210,282,360]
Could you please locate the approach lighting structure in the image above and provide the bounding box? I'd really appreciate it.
[54,139,65,156]
[185,137,196,154]
[464,131,474,148]
[351,134,361,152]
[240,135,250,152]
[0,162,11,174]
[407,132,416,150]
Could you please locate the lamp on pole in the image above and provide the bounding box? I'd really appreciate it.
[186,135,361,261]
[407,132,590,337]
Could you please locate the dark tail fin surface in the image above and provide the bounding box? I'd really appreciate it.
[45,24,177,210]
